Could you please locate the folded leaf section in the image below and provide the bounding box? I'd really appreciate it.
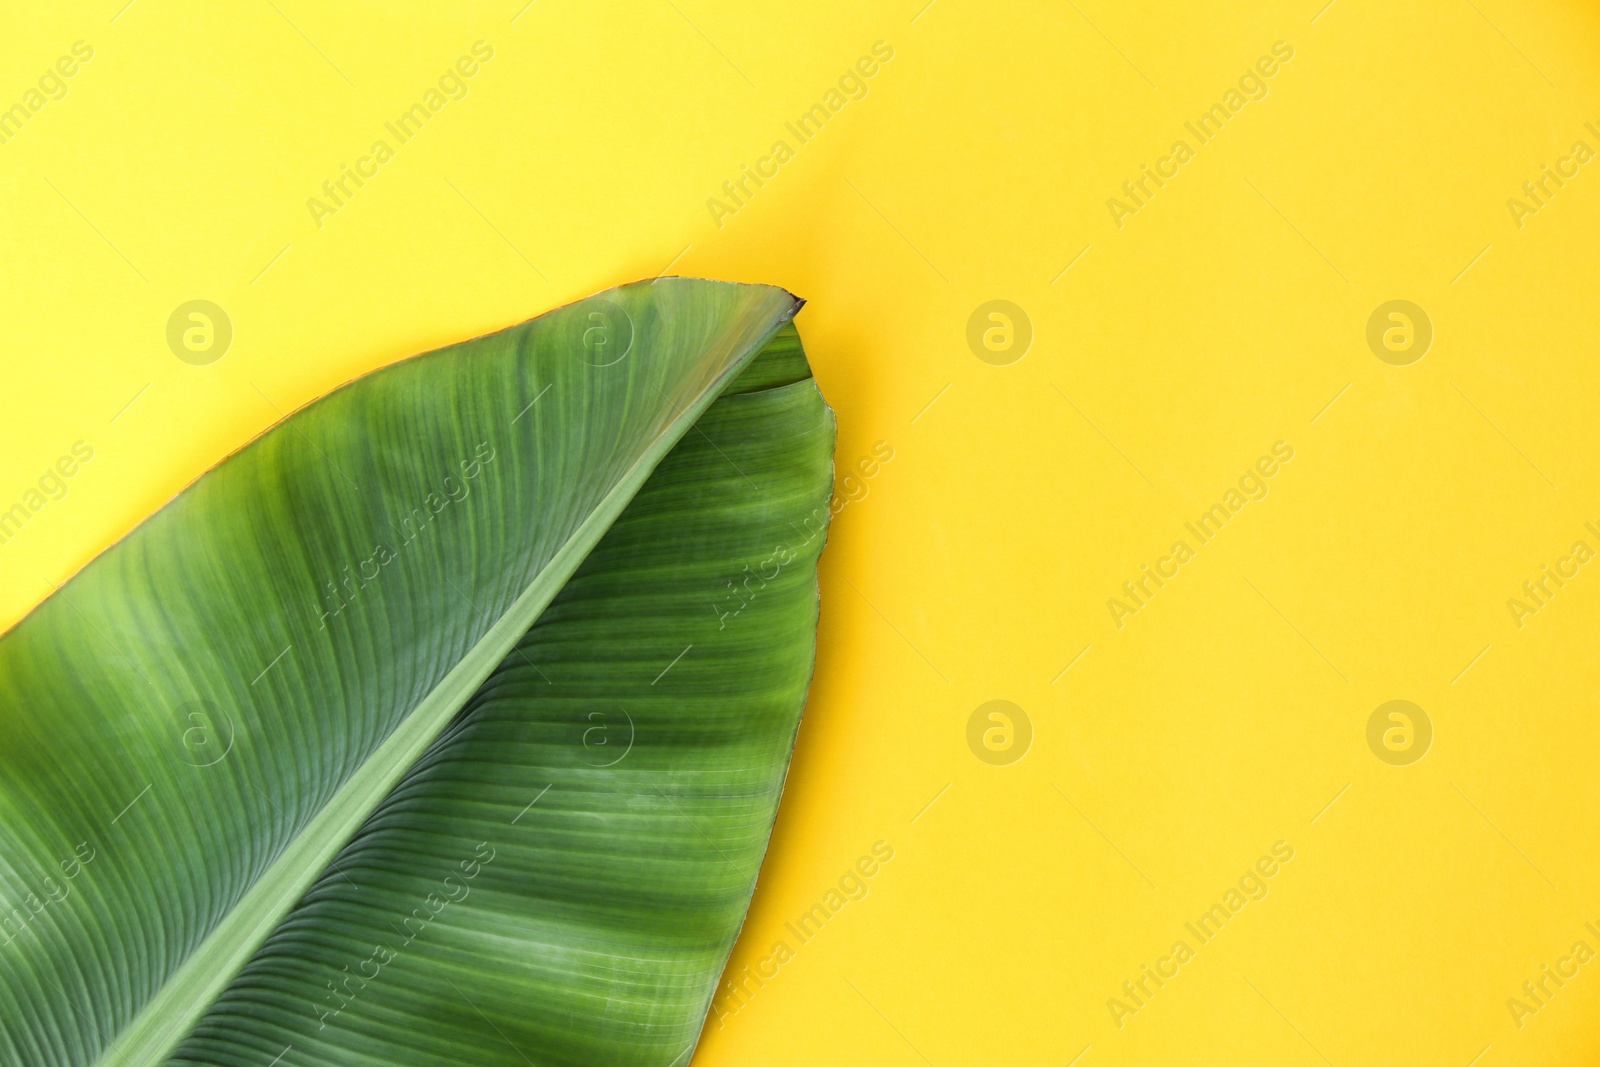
[171,363,835,1065]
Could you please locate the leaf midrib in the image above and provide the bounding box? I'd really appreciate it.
[93,311,795,1067]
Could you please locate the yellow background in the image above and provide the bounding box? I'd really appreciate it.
[4,0,1600,1063]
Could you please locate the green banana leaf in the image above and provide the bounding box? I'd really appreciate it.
[0,278,835,1067]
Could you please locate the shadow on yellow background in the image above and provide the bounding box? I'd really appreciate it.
[4,1,1600,1062]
